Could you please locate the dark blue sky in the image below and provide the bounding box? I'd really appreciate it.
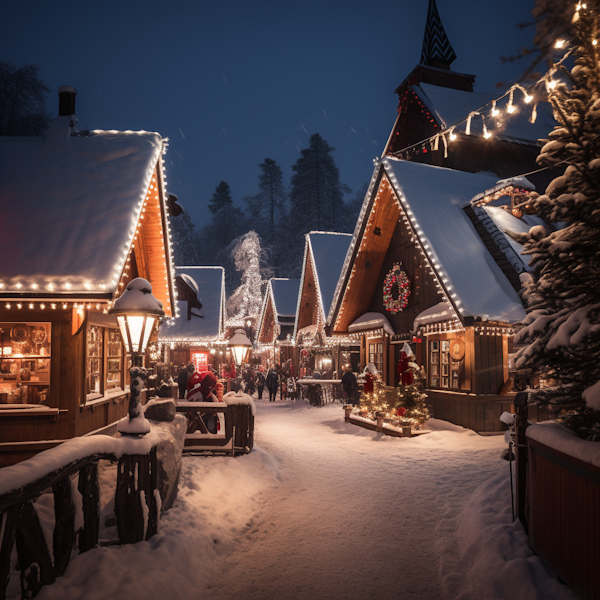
[3,0,537,227]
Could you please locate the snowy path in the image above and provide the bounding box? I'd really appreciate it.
[208,400,507,600]
[26,399,575,600]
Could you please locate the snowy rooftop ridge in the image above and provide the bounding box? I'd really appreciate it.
[307,232,352,321]
[158,267,225,341]
[413,83,555,145]
[0,125,165,296]
[383,158,526,323]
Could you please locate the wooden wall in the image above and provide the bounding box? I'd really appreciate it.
[296,252,320,333]
[367,217,444,335]
[0,308,136,465]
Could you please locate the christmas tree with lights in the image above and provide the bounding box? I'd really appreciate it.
[510,1,600,440]
[392,347,429,429]
[356,365,389,420]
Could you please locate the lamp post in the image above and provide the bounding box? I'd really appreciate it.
[109,278,164,434]
[227,328,252,367]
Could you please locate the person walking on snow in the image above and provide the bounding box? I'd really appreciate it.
[266,369,278,402]
[257,370,266,399]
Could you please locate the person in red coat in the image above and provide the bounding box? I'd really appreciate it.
[363,363,378,394]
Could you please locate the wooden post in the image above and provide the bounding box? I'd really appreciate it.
[16,501,56,596]
[0,507,19,600]
[77,462,99,553]
[52,477,76,575]
[115,448,159,544]
[344,405,353,420]
[514,393,529,530]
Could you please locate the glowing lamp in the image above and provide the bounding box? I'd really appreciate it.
[227,329,252,366]
[109,278,164,355]
[108,278,164,435]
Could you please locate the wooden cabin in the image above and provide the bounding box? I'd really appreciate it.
[0,99,176,465]
[256,278,300,370]
[293,232,358,376]
[158,266,226,375]
[326,158,547,432]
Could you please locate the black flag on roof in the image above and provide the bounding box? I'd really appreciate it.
[420,0,457,67]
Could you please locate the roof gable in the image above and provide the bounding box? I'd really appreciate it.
[0,124,173,308]
[330,159,526,331]
[257,278,299,343]
[307,232,352,320]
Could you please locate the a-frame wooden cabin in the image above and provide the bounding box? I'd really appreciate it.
[327,158,546,433]
[293,232,357,376]
[256,278,300,369]
[0,89,176,465]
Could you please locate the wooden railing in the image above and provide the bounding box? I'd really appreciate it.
[176,402,254,455]
[527,438,600,600]
[0,444,159,600]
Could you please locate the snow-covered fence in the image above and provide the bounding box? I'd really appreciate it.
[526,423,600,600]
[0,436,163,600]
[177,392,255,455]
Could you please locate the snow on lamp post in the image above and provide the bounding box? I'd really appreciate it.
[109,278,164,435]
[227,328,252,367]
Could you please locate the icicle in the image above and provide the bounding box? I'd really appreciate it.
[442,133,448,158]
[491,100,499,117]
[466,113,474,135]
[433,134,439,151]
[530,102,538,123]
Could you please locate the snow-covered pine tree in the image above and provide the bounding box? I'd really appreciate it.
[513,1,600,440]
[225,231,271,326]
[244,158,287,246]
[289,134,349,252]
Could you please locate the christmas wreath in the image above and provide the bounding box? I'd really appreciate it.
[383,263,410,313]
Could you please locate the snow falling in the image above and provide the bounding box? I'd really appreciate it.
[19,401,573,600]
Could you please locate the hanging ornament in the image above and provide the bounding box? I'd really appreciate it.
[383,263,411,313]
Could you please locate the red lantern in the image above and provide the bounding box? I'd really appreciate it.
[396,407,406,417]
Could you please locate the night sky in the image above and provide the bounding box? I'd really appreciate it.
[3,0,537,227]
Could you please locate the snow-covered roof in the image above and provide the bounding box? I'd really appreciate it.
[414,83,555,145]
[0,119,164,295]
[158,267,225,341]
[414,302,456,329]
[307,232,352,318]
[271,278,300,318]
[383,159,526,323]
[348,312,394,336]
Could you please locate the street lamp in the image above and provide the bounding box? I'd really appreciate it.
[227,328,252,366]
[109,278,164,434]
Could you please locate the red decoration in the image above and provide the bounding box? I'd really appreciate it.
[402,371,414,386]
[397,351,409,376]
[396,407,406,417]
[363,372,374,394]
[383,263,411,313]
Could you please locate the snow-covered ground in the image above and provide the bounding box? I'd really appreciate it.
[11,399,574,600]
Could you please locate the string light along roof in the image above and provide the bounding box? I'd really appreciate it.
[420,0,457,67]
[330,159,527,329]
[256,278,300,344]
[410,83,556,146]
[382,159,526,323]
[0,124,172,300]
[158,266,225,342]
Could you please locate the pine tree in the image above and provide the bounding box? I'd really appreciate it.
[244,158,287,246]
[169,200,200,265]
[289,134,349,249]
[513,1,600,440]
[0,62,50,136]
[205,181,244,262]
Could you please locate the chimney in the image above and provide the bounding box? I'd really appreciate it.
[58,85,77,116]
